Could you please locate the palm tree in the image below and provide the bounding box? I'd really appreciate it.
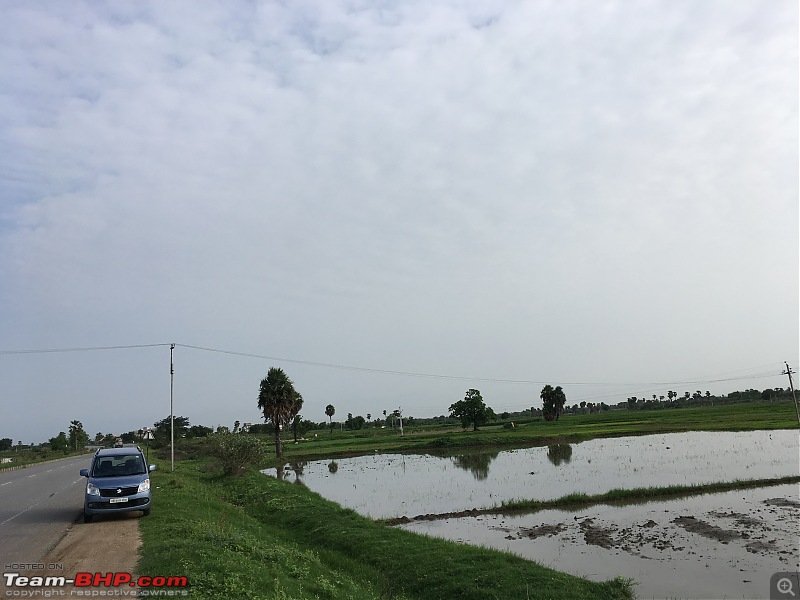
[540,385,567,421]
[292,414,302,443]
[258,367,302,458]
[325,404,335,432]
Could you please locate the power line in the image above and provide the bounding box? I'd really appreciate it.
[175,343,785,388]
[0,343,173,355]
[0,341,790,389]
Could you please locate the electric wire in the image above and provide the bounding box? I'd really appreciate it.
[0,343,172,355]
[0,341,792,390]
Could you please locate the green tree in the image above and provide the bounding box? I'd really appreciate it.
[345,414,366,430]
[187,425,213,438]
[49,432,68,453]
[68,420,89,450]
[449,389,496,431]
[292,414,302,442]
[258,367,303,458]
[121,431,138,443]
[0,438,12,451]
[153,416,190,447]
[541,385,566,421]
[325,404,335,432]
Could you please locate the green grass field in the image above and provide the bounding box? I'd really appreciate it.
[269,401,798,464]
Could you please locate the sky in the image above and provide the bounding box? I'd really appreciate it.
[1,0,797,445]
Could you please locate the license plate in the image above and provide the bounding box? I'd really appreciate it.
[109,497,129,504]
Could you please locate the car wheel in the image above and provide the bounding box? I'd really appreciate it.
[83,513,93,524]
[142,509,150,517]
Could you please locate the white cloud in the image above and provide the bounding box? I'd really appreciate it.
[0,0,796,441]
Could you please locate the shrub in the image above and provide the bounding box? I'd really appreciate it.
[208,433,267,476]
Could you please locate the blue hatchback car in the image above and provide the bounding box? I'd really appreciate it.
[79,447,156,523]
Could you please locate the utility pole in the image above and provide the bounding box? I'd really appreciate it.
[398,407,403,436]
[170,343,175,472]
[782,362,799,428]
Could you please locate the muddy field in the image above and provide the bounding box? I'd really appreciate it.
[400,484,800,599]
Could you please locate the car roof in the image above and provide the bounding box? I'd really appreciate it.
[96,447,142,457]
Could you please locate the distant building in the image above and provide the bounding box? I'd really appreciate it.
[241,422,252,433]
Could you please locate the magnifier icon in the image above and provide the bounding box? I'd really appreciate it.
[778,577,796,597]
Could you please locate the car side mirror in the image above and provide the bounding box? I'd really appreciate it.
[80,469,89,477]
[149,465,157,472]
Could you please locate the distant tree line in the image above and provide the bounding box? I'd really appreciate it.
[624,387,793,411]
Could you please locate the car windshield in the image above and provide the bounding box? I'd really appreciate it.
[91,454,146,477]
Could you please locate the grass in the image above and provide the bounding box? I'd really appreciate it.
[138,459,634,600]
[500,475,800,511]
[0,448,90,469]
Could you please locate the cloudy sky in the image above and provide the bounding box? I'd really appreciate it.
[1,0,797,444]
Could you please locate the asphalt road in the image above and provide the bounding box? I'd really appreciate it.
[0,454,92,569]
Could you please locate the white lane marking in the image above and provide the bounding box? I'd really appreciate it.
[1,482,11,486]
[28,474,36,478]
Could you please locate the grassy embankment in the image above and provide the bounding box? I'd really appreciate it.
[138,458,633,600]
[272,401,798,464]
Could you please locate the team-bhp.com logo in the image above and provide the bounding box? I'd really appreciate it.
[3,572,188,596]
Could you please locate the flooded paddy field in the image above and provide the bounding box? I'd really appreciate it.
[266,429,798,598]
[269,430,798,519]
[399,484,800,600]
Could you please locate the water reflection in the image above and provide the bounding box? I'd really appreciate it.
[290,461,307,485]
[448,451,500,481]
[274,462,308,485]
[262,430,798,519]
[547,444,573,466]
